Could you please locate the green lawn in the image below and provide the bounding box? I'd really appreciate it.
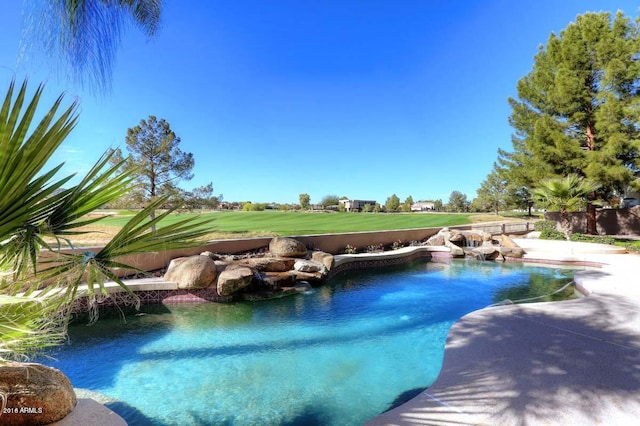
[99,210,473,236]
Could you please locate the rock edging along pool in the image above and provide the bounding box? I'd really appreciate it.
[70,245,452,313]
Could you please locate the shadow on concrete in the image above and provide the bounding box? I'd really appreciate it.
[383,387,428,413]
[105,401,169,426]
[369,295,640,425]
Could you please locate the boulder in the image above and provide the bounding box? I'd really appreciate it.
[448,231,464,243]
[214,260,231,272]
[0,362,77,425]
[445,241,465,257]
[292,270,327,285]
[311,251,334,271]
[425,234,445,246]
[237,257,295,272]
[481,231,494,246]
[470,246,500,260]
[269,237,308,258]
[164,255,218,289]
[217,267,254,296]
[463,232,483,246]
[500,234,520,248]
[258,271,296,288]
[200,251,222,260]
[294,259,326,273]
[499,246,525,258]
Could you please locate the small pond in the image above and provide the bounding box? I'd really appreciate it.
[41,259,579,425]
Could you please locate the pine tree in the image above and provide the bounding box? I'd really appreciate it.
[476,164,511,215]
[111,115,194,228]
[505,11,640,234]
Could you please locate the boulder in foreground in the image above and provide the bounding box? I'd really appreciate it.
[0,363,76,425]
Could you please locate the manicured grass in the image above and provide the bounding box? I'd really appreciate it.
[614,239,640,253]
[97,210,473,236]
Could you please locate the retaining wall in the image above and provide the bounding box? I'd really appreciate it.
[544,206,640,236]
[44,222,535,278]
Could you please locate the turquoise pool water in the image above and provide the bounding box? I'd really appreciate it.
[42,260,576,425]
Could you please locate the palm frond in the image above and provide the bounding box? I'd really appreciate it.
[533,174,600,214]
[38,197,213,320]
[0,81,80,278]
[22,0,162,91]
[45,150,136,236]
[0,291,70,362]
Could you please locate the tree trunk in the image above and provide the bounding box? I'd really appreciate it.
[586,201,597,235]
[560,208,570,239]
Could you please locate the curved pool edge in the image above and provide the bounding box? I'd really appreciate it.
[60,241,639,426]
[366,243,640,426]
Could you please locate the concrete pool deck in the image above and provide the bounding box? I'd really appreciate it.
[367,239,640,426]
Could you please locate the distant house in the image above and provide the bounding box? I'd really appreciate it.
[339,199,377,212]
[411,202,435,212]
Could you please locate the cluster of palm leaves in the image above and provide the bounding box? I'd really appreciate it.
[532,175,600,217]
[0,80,211,362]
[532,174,600,238]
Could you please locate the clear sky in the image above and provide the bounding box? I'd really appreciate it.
[1,1,638,205]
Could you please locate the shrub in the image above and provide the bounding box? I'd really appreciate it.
[366,243,384,253]
[344,244,357,254]
[569,233,616,245]
[535,220,558,232]
[539,228,566,240]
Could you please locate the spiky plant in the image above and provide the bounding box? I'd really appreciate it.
[533,174,600,237]
[0,80,211,362]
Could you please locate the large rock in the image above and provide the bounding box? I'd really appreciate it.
[469,246,500,260]
[269,237,308,258]
[499,246,525,258]
[425,233,445,246]
[237,257,295,272]
[292,270,327,285]
[0,362,76,425]
[481,231,494,246]
[258,271,296,288]
[311,251,334,271]
[447,230,464,243]
[294,259,326,273]
[445,241,465,257]
[500,234,520,248]
[164,255,218,289]
[217,267,254,296]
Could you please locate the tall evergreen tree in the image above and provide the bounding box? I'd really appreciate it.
[476,163,511,215]
[505,11,640,234]
[385,194,401,212]
[111,115,194,227]
[447,191,468,212]
[402,195,414,212]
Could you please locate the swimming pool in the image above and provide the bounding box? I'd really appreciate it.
[42,259,577,425]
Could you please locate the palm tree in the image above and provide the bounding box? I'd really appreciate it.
[22,0,163,91]
[0,79,210,362]
[533,174,600,237]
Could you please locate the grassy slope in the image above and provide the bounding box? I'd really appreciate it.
[97,210,473,235]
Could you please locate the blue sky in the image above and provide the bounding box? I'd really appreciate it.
[1,1,639,205]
